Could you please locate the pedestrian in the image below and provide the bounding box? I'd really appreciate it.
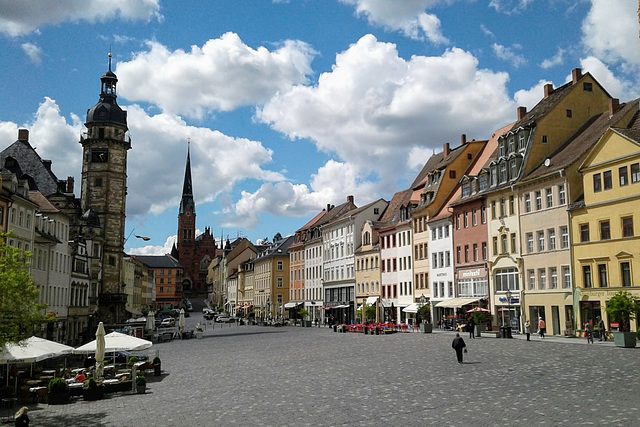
[451,333,467,364]
[585,321,593,344]
[468,317,475,339]
[538,317,546,339]
[524,320,531,341]
[14,406,29,427]
[597,316,606,341]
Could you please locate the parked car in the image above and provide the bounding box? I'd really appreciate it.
[215,315,231,323]
[104,351,149,364]
[160,317,175,326]
[204,312,215,320]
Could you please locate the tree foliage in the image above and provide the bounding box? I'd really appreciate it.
[605,290,639,332]
[417,304,431,324]
[0,233,47,347]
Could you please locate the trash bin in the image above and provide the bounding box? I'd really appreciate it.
[333,325,337,332]
[500,327,507,338]
[375,327,380,335]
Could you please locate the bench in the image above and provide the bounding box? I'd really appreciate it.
[481,330,501,338]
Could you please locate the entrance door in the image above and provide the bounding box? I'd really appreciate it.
[551,306,560,336]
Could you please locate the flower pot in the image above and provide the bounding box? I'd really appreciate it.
[47,390,70,405]
[82,387,104,401]
[474,325,486,337]
[136,384,146,394]
[420,323,433,333]
[613,331,637,348]
[196,330,203,339]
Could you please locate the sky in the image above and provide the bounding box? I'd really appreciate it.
[0,0,639,255]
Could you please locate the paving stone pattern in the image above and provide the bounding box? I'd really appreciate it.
[18,318,640,426]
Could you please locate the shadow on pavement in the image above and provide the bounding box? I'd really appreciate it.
[33,410,111,427]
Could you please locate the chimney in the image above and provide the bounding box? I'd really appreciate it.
[572,68,582,84]
[461,134,467,145]
[326,204,332,212]
[544,83,554,98]
[609,98,620,116]
[443,143,450,157]
[517,106,527,121]
[66,176,74,193]
[347,195,354,204]
[42,160,52,171]
[18,129,29,142]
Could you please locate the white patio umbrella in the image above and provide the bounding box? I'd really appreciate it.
[0,336,74,365]
[146,311,155,333]
[179,309,186,337]
[73,331,153,354]
[95,322,106,378]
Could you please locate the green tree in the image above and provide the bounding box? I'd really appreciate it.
[365,306,377,321]
[605,290,639,332]
[417,304,431,324]
[0,233,47,347]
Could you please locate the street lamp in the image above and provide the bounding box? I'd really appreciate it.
[419,295,426,324]
[506,290,512,337]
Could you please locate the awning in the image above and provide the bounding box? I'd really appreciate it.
[435,298,481,308]
[380,299,396,308]
[284,302,302,308]
[232,305,241,310]
[126,308,143,316]
[356,305,363,311]
[366,296,379,306]
[333,304,350,309]
[242,305,252,309]
[402,303,419,313]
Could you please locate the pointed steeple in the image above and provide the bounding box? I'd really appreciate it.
[179,140,195,214]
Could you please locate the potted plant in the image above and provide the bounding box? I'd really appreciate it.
[82,377,104,401]
[298,309,310,327]
[47,378,70,405]
[471,311,487,337]
[195,326,204,339]
[128,356,139,366]
[417,305,432,333]
[605,290,639,348]
[136,374,147,394]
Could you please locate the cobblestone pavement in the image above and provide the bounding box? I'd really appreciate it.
[12,317,640,427]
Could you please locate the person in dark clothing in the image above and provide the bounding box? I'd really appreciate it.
[467,317,475,339]
[14,406,29,427]
[452,333,467,364]
[597,316,606,341]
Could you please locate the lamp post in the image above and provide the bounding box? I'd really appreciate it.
[419,295,426,324]
[506,290,512,338]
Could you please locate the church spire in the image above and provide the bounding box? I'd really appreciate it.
[179,139,195,214]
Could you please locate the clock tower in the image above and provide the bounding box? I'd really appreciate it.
[80,53,131,325]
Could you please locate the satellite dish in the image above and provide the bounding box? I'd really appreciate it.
[544,158,551,167]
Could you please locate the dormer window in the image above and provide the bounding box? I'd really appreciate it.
[518,133,526,149]
[508,138,515,153]
[462,183,470,198]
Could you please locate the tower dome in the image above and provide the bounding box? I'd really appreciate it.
[86,53,128,129]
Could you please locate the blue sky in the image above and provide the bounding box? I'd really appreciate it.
[0,0,639,255]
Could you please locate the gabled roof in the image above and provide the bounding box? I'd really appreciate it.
[333,198,386,223]
[611,109,640,143]
[375,189,413,231]
[29,190,60,213]
[255,235,295,261]
[133,254,184,269]
[523,99,640,182]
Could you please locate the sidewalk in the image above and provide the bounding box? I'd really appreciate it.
[432,328,618,346]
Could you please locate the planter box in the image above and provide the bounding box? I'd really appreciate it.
[304,320,312,327]
[136,384,146,394]
[82,387,104,401]
[196,331,203,339]
[613,331,637,348]
[474,325,486,337]
[47,390,70,405]
[419,323,433,333]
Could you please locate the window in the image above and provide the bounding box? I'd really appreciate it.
[495,268,518,292]
[510,233,516,253]
[479,175,488,191]
[449,170,456,179]
[473,244,478,261]
[598,264,608,287]
[501,234,507,254]
[550,268,558,289]
[562,266,571,288]
[537,231,545,252]
[464,212,468,228]
[600,220,610,240]
[561,227,569,248]
[456,247,461,264]
[500,163,507,183]
[482,242,487,260]
[632,163,640,183]
[528,270,535,290]
[619,166,628,186]
[277,261,283,271]
[546,188,553,208]
[509,196,515,216]
[462,183,470,197]
[583,82,593,92]
[481,207,486,224]
[519,133,526,149]
[603,170,612,190]
[558,185,566,205]
[580,224,590,243]
[524,194,531,213]
[491,201,496,219]
[526,233,534,253]
[621,262,631,286]
[456,214,461,230]
[547,228,556,251]
[539,269,546,289]
[277,277,283,288]
[593,174,602,192]
[500,198,506,217]
[566,109,572,118]
[510,160,518,180]
[583,265,592,288]
[623,217,634,237]
[535,191,542,210]
[492,236,498,256]
[464,245,469,263]
[542,135,548,144]
[472,210,477,226]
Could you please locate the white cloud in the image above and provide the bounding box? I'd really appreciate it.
[480,24,495,38]
[492,43,527,68]
[489,0,533,14]
[127,234,176,256]
[581,0,640,68]
[339,0,450,43]
[578,57,640,100]
[21,42,42,65]
[0,0,162,37]
[258,35,514,200]
[513,80,552,111]
[540,48,565,70]
[116,33,316,119]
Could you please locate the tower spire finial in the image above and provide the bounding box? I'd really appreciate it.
[108,46,113,71]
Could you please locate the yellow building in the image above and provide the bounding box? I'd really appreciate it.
[355,220,381,322]
[254,236,293,321]
[571,105,640,332]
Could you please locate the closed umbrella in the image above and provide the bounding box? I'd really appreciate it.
[95,322,106,378]
[146,311,155,333]
[179,309,186,337]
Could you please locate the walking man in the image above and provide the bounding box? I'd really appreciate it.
[452,333,467,364]
[468,317,475,339]
[524,320,531,341]
[585,321,594,344]
[597,316,606,341]
[538,317,546,339]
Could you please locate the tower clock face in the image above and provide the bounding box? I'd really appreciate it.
[91,149,109,162]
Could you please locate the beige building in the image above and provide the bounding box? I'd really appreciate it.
[254,236,294,321]
[355,220,381,322]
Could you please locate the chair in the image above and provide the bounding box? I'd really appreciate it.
[36,387,48,403]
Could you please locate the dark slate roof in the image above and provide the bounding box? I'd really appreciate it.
[523,99,640,182]
[0,136,62,196]
[612,109,640,143]
[508,81,573,131]
[334,198,386,222]
[255,235,295,260]
[374,189,412,231]
[133,254,183,269]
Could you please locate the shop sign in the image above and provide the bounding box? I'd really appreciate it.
[457,268,487,280]
[610,322,620,328]
[498,297,519,304]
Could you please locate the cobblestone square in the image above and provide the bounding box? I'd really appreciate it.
[19,319,640,426]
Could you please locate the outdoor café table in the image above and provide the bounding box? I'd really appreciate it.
[24,379,40,386]
[41,370,56,375]
[71,368,84,374]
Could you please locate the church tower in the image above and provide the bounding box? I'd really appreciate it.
[177,142,196,290]
[80,53,131,324]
